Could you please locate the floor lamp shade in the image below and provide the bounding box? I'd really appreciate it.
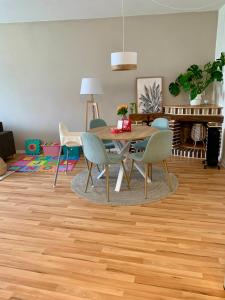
[80,78,103,131]
[111,52,137,71]
[80,78,103,95]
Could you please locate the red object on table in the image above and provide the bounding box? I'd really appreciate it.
[122,119,132,132]
[110,128,122,134]
[111,118,132,134]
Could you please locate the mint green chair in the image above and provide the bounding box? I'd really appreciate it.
[81,132,129,202]
[134,118,169,151]
[129,130,173,199]
[90,118,115,151]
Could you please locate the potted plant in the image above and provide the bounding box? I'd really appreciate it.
[117,104,128,119]
[169,52,225,105]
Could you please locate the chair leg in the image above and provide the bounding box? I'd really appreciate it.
[96,164,101,173]
[53,145,62,188]
[162,160,172,191]
[121,160,130,189]
[148,163,152,181]
[85,157,94,186]
[65,147,69,175]
[105,165,110,202]
[129,159,134,184]
[145,164,148,199]
[85,162,93,193]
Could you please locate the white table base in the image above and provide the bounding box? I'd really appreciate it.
[97,140,151,192]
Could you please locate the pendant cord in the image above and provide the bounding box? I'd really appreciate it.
[122,0,125,52]
[151,0,222,11]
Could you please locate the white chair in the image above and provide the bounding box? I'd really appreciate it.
[53,122,82,187]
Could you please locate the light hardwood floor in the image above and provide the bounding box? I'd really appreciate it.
[0,156,225,300]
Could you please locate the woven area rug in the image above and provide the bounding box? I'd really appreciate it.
[71,164,178,206]
[8,155,79,173]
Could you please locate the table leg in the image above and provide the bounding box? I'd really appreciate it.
[114,141,130,155]
[97,141,129,181]
[114,141,130,192]
[97,140,151,192]
[97,168,106,179]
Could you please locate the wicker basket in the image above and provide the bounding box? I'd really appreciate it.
[0,157,7,176]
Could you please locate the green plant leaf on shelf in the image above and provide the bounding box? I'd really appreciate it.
[212,70,223,81]
[204,62,212,72]
[182,82,191,92]
[169,82,180,96]
[168,52,225,100]
[187,64,203,79]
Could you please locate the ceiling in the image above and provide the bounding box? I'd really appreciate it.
[0,0,225,23]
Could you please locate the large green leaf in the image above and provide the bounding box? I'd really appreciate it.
[212,70,223,81]
[187,65,203,79]
[182,82,191,92]
[169,82,180,96]
[177,72,193,86]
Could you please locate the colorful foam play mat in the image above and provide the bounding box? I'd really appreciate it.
[8,155,79,173]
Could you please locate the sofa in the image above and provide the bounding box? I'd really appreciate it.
[0,122,16,160]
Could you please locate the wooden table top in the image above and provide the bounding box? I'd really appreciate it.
[89,125,158,141]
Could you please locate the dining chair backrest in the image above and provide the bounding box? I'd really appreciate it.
[81,132,108,165]
[90,118,113,145]
[90,118,107,129]
[151,118,169,130]
[142,130,173,164]
[59,122,82,146]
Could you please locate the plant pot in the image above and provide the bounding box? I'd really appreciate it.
[190,94,202,106]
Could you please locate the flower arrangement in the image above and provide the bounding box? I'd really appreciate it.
[117,104,128,117]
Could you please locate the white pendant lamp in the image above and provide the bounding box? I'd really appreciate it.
[111,0,137,71]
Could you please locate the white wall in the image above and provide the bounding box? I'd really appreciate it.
[215,4,225,166]
[0,12,218,149]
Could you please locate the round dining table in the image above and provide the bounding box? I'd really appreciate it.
[89,125,158,192]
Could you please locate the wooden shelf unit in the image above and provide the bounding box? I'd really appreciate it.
[129,105,224,159]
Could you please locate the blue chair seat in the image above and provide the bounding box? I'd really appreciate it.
[133,139,148,150]
[104,141,115,150]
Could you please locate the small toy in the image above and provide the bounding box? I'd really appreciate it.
[42,142,61,156]
[25,139,41,155]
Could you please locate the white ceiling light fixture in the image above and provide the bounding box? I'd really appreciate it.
[111,0,137,71]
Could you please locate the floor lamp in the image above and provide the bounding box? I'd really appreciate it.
[80,78,103,131]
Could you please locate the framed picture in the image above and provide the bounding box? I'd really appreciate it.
[137,77,163,113]
[129,102,137,114]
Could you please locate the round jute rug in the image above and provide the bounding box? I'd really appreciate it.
[71,164,178,206]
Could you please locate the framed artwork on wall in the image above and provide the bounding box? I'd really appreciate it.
[137,77,163,113]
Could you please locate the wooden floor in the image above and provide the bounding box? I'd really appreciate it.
[0,156,225,300]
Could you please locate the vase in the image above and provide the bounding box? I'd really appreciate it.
[190,94,202,106]
[121,114,128,120]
